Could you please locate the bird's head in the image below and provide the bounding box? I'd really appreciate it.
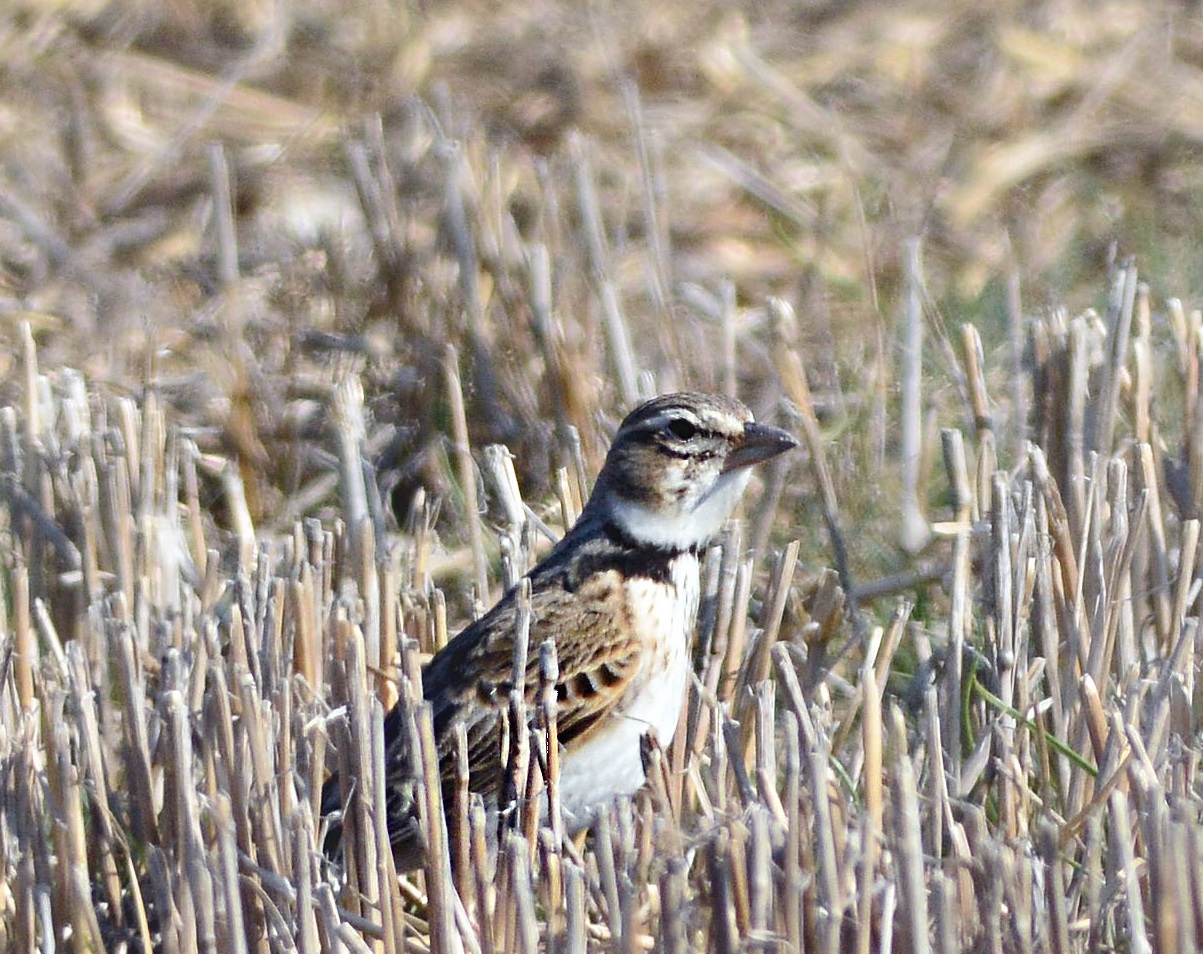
[587,392,798,552]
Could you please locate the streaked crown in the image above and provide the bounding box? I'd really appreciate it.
[584,392,798,551]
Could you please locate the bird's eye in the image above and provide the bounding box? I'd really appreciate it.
[666,418,698,440]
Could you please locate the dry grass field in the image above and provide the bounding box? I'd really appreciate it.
[2,0,1203,950]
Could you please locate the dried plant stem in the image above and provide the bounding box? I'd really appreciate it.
[445,345,491,601]
[769,298,855,602]
[899,237,929,552]
[206,142,239,286]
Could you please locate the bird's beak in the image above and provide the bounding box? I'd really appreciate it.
[722,421,799,473]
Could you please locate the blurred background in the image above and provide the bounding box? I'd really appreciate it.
[0,0,1199,586]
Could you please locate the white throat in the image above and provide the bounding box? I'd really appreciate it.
[608,468,753,550]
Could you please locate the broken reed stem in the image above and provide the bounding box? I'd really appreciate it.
[598,282,643,408]
[1006,264,1028,459]
[206,142,239,286]
[888,703,932,954]
[333,375,382,685]
[451,723,473,915]
[899,237,929,553]
[538,639,564,850]
[769,297,855,601]
[417,701,457,954]
[734,539,799,741]
[1094,262,1138,459]
[13,563,32,712]
[370,694,401,954]
[483,444,527,587]
[470,809,494,954]
[858,666,883,954]
[528,242,575,449]
[220,458,257,571]
[572,134,640,407]
[444,344,491,601]
[506,579,534,848]
[622,79,670,316]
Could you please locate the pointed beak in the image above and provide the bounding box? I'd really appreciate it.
[722,421,799,473]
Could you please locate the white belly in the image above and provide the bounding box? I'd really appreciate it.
[555,553,699,830]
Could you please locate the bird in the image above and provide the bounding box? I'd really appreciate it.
[321,391,798,871]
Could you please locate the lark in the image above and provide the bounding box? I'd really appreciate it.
[322,392,797,870]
